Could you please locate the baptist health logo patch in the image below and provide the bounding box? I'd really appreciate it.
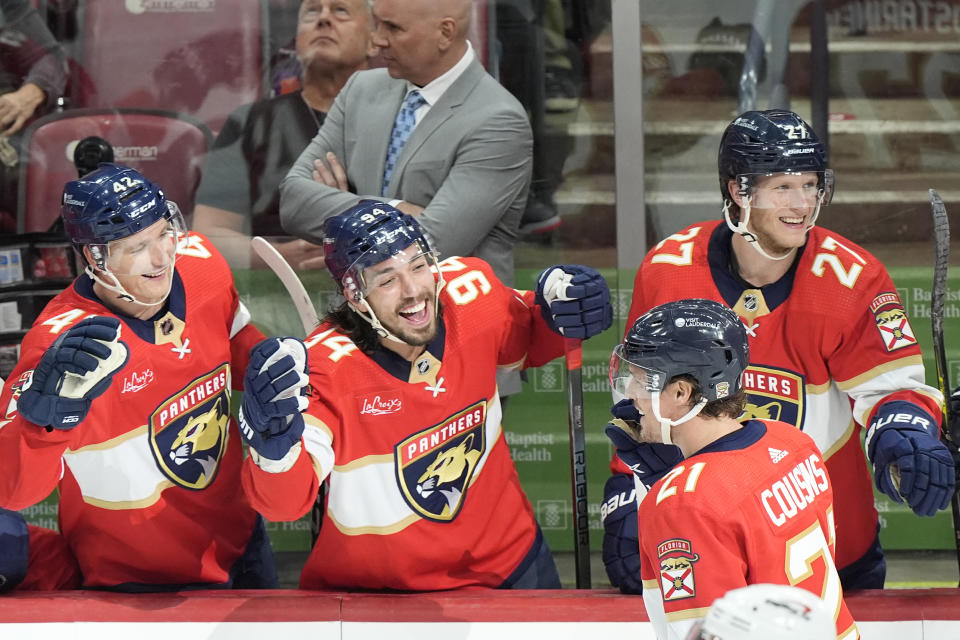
[740,365,805,429]
[657,538,700,601]
[870,292,916,352]
[149,364,230,490]
[395,401,486,522]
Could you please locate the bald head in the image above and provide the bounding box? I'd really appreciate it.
[372,0,473,86]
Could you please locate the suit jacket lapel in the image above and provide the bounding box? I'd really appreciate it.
[388,59,485,192]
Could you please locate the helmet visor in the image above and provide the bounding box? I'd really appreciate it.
[342,238,436,299]
[609,344,667,401]
[737,169,834,208]
[92,202,187,277]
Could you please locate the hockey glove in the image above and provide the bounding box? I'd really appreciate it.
[604,399,684,489]
[866,400,955,517]
[601,473,643,594]
[240,337,309,462]
[0,507,29,593]
[18,316,128,430]
[535,264,612,339]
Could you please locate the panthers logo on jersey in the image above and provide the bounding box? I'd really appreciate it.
[148,364,230,490]
[395,401,486,522]
[740,364,805,429]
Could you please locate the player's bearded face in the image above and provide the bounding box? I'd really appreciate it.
[736,171,820,254]
[362,246,438,346]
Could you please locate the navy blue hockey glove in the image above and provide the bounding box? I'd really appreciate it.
[866,400,955,517]
[18,316,128,430]
[535,264,612,339]
[604,399,684,489]
[601,473,643,594]
[240,337,309,462]
[0,507,29,593]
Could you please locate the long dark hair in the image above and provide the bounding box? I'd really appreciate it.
[323,301,382,354]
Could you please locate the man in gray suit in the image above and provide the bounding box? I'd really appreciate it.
[279,0,533,287]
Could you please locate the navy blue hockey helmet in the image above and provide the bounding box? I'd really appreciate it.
[323,201,433,297]
[61,163,180,248]
[718,109,832,205]
[610,299,749,403]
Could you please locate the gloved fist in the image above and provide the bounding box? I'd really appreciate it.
[866,400,955,517]
[0,507,29,593]
[535,264,612,339]
[18,316,127,429]
[601,473,643,594]
[604,399,683,489]
[240,337,309,461]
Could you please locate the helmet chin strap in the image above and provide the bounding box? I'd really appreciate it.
[87,264,174,308]
[722,196,797,262]
[650,391,708,447]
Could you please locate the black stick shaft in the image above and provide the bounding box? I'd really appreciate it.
[929,188,960,587]
[565,338,591,588]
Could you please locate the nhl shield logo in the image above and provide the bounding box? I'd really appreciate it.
[396,401,486,522]
[149,364,230,490]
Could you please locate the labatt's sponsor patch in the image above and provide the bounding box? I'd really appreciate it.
[396,401,486,522]
[149,364,230,489]
[657,538,700,601]
[870,292,916,352]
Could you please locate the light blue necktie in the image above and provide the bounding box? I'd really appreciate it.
[382,90,426,195]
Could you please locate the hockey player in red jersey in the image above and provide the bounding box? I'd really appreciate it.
[608,299,859,640]
[238,201,613,590]
[0,164,276,590]
[601,109,954,594]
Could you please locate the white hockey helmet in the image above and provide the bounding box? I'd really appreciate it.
[686,583,835,640]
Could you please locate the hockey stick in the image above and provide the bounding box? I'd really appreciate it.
[565,337,591,588]
[250,236,325,544]
[928,188,960,587]
[250,236,320,336]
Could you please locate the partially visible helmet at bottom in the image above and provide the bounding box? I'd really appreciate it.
[687,583,836,640]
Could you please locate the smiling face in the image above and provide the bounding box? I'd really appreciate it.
[352,243,438,348]
[91,217,179,307]
[296,0,375,72]
[730,171,821,255]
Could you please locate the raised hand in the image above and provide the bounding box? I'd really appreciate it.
[18,316,127,429]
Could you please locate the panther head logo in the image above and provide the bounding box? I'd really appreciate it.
[168,396,227,482]
[415,433,481,516]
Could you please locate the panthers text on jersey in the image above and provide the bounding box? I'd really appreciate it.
[618,220,942,574]
[0,233,264,587]
[242,256,565,590]
[639,420,859,640]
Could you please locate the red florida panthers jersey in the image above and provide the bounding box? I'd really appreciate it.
[622,221,942,571]
[0,233,264,587]
[639,420,859,640]
[243,256,565,590]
